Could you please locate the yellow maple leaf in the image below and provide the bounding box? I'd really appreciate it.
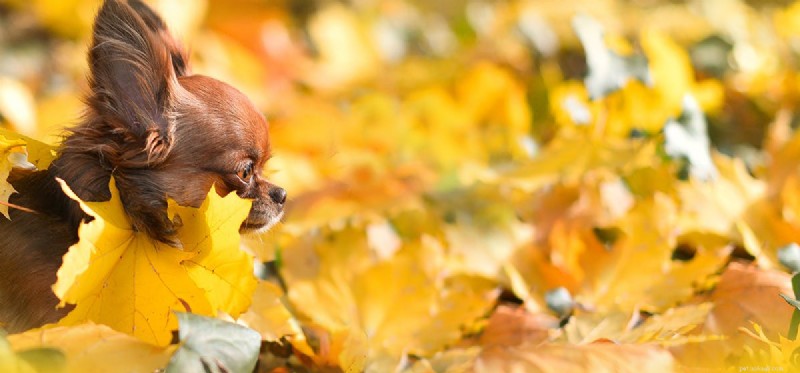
[0,128,55,219]
[282,228,497,367]
[736,322,800,371]
[0,128,56,171]
[0,136,28,219]
[580,196,729,312]
[52,178,255,346]
[168,194,258,318]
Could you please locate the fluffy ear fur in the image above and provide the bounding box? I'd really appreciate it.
[127,0,190,76]
[88,0,181,164]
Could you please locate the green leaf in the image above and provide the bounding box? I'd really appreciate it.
[572,14,651,100]
[793,272,800,300]
[789,273,800,340]
[780,293,800,311]
[781,273,800,340]
[166,312,261,373]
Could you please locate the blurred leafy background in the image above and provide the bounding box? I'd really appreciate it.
[5,0,800,371]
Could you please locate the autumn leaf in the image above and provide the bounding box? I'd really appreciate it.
[562,303,714,346]
[496,132,658,190]
[0,128,57,171]
[281,226,498,368]
[0,127,55,218]
[736,322,800,371]
[478,305,558,347]
[8,323,173,373]
[238,281,302,342]
[0,331,64,373]
[0,136,29,219]
[578,195,729,312]
[672,263,794,369]
[53,178,254,346]
[168,192,258,319]
[0,77,36,136]
[167,312,261,373]
[6,1,800,372]
[468,342,675,373]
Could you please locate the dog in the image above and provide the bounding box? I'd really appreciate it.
[0,0,286,332]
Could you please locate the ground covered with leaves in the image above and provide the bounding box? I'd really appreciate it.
[3,0,800,372]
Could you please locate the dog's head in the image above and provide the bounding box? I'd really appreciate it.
[59,0,285,243]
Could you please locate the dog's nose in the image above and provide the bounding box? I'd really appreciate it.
[268,187,287,205]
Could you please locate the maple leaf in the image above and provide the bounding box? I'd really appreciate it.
[168,195,258,318]
[52,178,255,346]
[0,127,56,218]
[736,322,800,370]
[281,225,498,369]
[672,263,793,369]
[578,196,730,312]
[0,136,29,219]
[0,128,57,171]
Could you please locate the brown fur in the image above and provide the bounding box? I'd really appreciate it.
[0,0,285,332]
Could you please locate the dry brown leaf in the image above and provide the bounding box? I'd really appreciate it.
[478,305,558,348]
[672,262,793,369]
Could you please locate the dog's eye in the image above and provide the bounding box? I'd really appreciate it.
[237,162,254,182]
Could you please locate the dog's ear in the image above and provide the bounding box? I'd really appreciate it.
[88,0,183,164]
[127,0,189,76]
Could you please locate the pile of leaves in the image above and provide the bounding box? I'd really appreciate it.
[4,0,800,372]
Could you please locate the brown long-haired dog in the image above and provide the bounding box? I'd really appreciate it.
[0,0,286,332]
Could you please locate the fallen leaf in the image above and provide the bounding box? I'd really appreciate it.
[8,323,173,373]
[238,281,300,342]
[282,228,498,367]
[469,342,675,373]
[0,331,64,373]
[478,305,558,347]
[673,262,793,369]
[53,178,254,345]
[167,312,261,373]
[0,77,36,136]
